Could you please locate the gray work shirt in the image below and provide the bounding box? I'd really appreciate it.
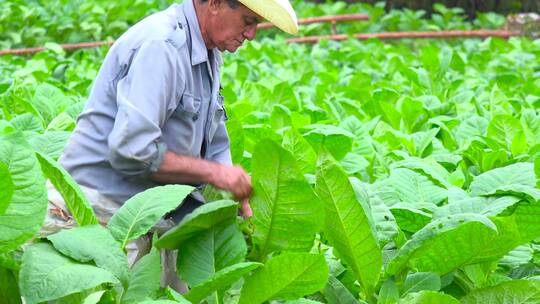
[60,0,231,204]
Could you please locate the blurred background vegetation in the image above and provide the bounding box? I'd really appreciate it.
[311,0,540,18]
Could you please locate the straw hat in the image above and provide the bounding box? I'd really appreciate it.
[238,0,299,35]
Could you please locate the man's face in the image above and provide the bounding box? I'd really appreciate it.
[207,0,262,52]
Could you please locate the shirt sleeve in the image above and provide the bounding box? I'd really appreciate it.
[208,120,232,165]
[108,39,182,176]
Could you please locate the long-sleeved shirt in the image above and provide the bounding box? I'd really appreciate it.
[60,0,231,204]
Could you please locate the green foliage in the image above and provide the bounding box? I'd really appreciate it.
[184,262,262,303]
[36,152,98,226]
[0,131,47,253]
[250,139,322,261]
[107,185,194,249]
[1,1,540,303]
[461,279,540,303]
[0,161,13,215]
[46,225,129,287]
[239,253,329,304]
[121,246,161,304]
[19,242,119,304]
[315,152,382,294]
[156,200,239,249]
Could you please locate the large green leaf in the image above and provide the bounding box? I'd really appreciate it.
[482,196,523,216]
[249,140,322,261]
[401,272,441,296]
[433,198,488,218]
[521,109,540,146]
[391,157,451,188]
[461,280,540,304]
[341,152,370,175]
[10,113,44,133]
[156,200,238,249]
[166,288,191,303]
[36,152,98,226]
[499,245,533,268]
[367,195,400,246]
[108,185,194,248]
[285,300,324,304]
[226,115,245,165]
[390,206,432,233]
[434,196,526,218]
[282,127,317,174]
[238,253,329,304]
[19,242,119,304]
[512,200,540,242]
[399,96,428,133]
[121,246,161,304]
[364,88,401,130]
[487,114,523,150]
[0,161,13,215]
[452,116,488,147]
[0,267,21,304]
[399,290,459,304]
[323,276,359,304]
[315,153,382,293]
[0,132,47,253]
[82,291,106,304]
[378,279,399,304]
[488,185,540,203]
[28,131,71,160]
[47,225,129,286]
[412,128,439,157]
[470,163,536,196]
[386,168,447,205]
[46,112,76,132]
[177,220,247,286]
[31,83,70,125]
[303,124,353,160]
[386,214,498,275]
[184,262,262,303]
[138,300,180,304]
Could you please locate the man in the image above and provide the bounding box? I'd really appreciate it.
[45,0,298,291]
[56,0,298,223]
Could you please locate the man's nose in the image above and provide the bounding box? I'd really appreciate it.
[243,26,257,41]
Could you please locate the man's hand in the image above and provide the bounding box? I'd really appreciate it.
[151,152,253,217]
[209,165,253,218]
[209,165,252,201]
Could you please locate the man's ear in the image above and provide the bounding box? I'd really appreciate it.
[208,0,224,15]
[208,0,224,10]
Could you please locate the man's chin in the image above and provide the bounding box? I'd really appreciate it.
[217,42,243,53]
[222,45,240,53]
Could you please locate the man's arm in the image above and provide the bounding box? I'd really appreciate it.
[151,151,253,216]
[151,151,251,200]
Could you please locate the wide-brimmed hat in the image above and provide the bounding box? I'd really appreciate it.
[238,0,298,35]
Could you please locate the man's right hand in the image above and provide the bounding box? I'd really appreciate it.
[151,152,253,217]
[209,164,252,201]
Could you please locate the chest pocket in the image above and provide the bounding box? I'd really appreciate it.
[174,93,202,121]
[208,94,227,141]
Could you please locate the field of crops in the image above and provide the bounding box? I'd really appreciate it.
[1,1,540,303]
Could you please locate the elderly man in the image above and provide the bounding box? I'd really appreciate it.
[45,0,298,291]
[54,0,297,222]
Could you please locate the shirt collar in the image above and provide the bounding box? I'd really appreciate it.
[180,0,211,66]
[213,49,223,66]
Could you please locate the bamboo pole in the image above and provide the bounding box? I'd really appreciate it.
[0,41,113,56]
[0,14,370,56]
[286,30,521,43]
[0,29,522,56]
